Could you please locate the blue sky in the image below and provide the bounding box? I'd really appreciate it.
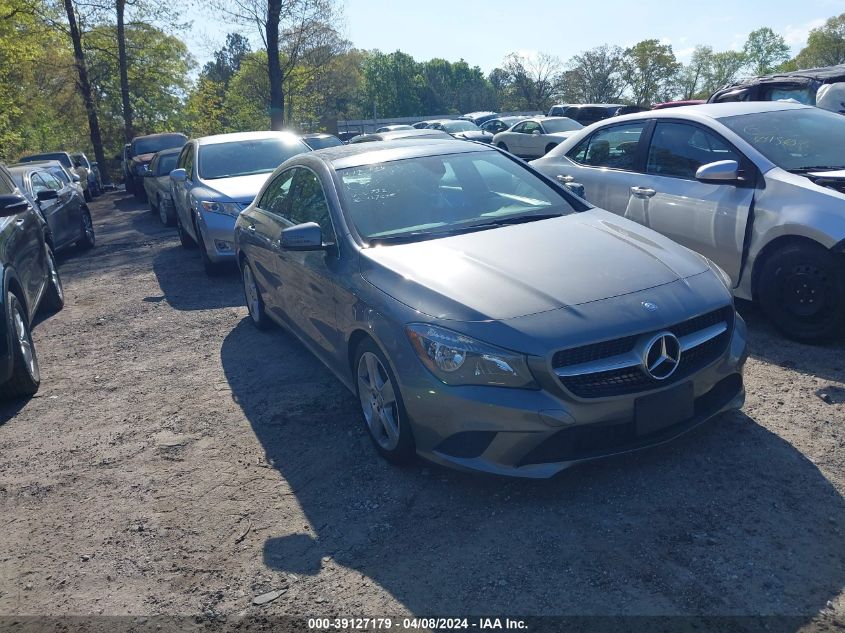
[189,0,843,71]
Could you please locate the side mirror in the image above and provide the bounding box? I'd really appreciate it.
[280,222,325,251]
[696,160,740,183]
[170,168,187,183]
[37,189,59,202]
[0,194,30,217]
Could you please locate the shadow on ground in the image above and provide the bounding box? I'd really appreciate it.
[152,244,241,311]
[737,301,845,384]
[221,318,845,622]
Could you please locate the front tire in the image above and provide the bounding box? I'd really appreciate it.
[39,246,64,314]
[757,242,845,343]
[196,225,224,276]
[158,195,175,226]
[242,261,270,329]
[176,213,196,249]
[0,292,40,400]
[544,143,558,155]
[355,338,415,464]
[497,142,509,152]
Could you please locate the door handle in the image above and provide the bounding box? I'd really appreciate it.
[630,186,656,198]
[556,174,574,184]
[14,218,25,227]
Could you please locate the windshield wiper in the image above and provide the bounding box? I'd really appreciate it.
[366,213,563,246]
[468,212,564,228]
[788,165,845,173]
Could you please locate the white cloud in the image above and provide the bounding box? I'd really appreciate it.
[782,18,825,47]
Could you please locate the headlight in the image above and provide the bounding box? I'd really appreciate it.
[200,201,242,217]
[406,323,537,389]
[704,256,733,290]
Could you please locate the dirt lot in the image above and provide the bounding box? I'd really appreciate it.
[0,192,844,631]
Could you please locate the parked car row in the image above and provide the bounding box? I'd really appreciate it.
[17,151,102,202]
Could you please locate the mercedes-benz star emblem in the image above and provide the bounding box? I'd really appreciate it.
[642,301,659,312]
[643,332,682,380]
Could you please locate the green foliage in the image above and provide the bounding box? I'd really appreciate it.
[743,27,790,75]
[793,13,845,68]
[623,39,681,107]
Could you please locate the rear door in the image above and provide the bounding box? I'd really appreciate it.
[520,120,544,158]
[172,144,195,232]
[555,121,650,211]
[1,171,45,312]
[630,120,754,283]
[30,172,69,247]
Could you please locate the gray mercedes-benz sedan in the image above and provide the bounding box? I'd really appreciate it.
[234,140,748,478]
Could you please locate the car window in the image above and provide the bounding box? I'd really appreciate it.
[259,169,295,217]
[50,168,69,184]
[289,168,335,240]
[522,121,541,134]
[177,145,189,169]
[0,171,14,195]
[184,146,195,179]
[158,153,178,176]
[511,122,526,134]
[337,151,577,242]
[646,122,742,179]
[567,122,646,171]
[148,156,158,173]
[30,172,51,194]
[39,171,62,190]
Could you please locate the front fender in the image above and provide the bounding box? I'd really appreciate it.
[0,265,16,384]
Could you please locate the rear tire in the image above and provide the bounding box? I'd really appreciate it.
[0,292,40,400]
[757,242,845,343]
[39,246,64,314]
[158,195,175,226]
[197,226,224,276]
[78,208,95,250]
[354,338,415,464]
[544,143,558,155]
[497,142,509,152]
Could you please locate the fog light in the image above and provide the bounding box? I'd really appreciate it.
[214,240,232,251]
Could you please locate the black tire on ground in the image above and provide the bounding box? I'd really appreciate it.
[544,143,558,155]
[757,241,845,343]
[135,185,147,202]
[39,246,64,314]
[78,208,95,250]
[158,195,175,226]
[197,226,224,276]
[0,292,40,400]
[497,142,509,151]
[148,192,157,214]
[354,337,415,464]
[176,213,196,249]
[84,188,93,202]
[242,260,271,330]
[125,178,134,195]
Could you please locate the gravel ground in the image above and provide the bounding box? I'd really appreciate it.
[0,192,843,631]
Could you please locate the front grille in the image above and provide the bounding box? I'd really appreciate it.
[553,306,734,399]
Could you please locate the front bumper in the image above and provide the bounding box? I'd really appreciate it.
[197,211,238,262]
[399,315,749,479]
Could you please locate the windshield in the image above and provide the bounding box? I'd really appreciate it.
[199,138,309,179]
[132,134,186,156]
[442,121,480,133]
[338,150,576,243]
[157,153,179,175]
[542,118,583,133]
[305,135,343,150]
[720,108,845,171]
[49,167,69,183]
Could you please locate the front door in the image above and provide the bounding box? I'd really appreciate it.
[631,121,754,284]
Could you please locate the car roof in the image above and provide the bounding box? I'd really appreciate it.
[303,139,490,170]
[10,159,65,169]
[609,100,812,122]
[132,132,186,142]
[195,130,304,146]
[154,147,182,156]
[302,133,337,138]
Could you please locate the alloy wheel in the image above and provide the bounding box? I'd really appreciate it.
[83,212,95,244]
[243,264,260,322]
[47,248,63,303]
[13,304,39,383]
[357,351,400,450]
[159,197,168,225]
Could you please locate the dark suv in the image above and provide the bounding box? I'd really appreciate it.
[0,163,64,399]
[126,133,187,199]
[547,104,626,126]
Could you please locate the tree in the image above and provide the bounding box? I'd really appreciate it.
[213,0,341,130]
[678,45,714,100]
[622,39,681,107]
[743,27,790,75]
[203,32,251,85]
[499,51,563,111]
[361,50,423,117]
[61,0,109,182]
[705,50,749,93]
[565,45,625,103]
[794,13,845,68]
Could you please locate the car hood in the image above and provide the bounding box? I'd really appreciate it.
[197,173,273,202]
[451,130,494,142]
[360,209,710,321]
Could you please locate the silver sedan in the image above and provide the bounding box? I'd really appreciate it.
[531,102,845,342]
[235,140,747,478]
[493,117,583,159]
